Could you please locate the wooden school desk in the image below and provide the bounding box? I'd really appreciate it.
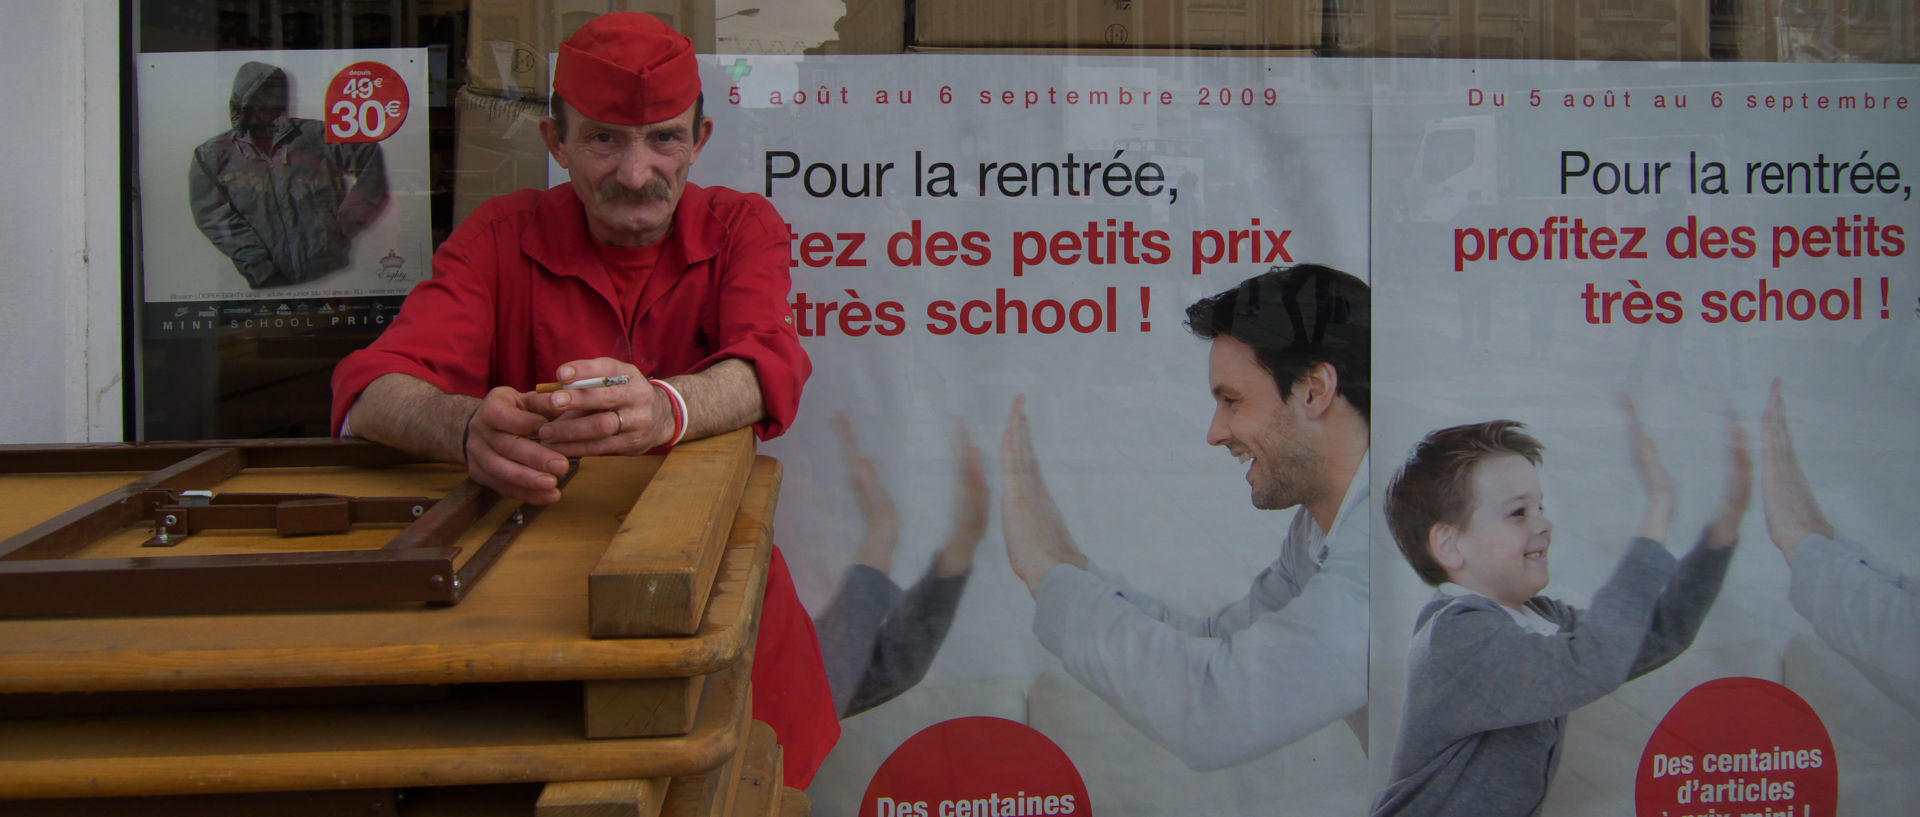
[0,431,807,816]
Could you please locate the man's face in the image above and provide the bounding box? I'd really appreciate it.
[545,100,710,247]
[241,82,288,136]
[1206,336,1315,511]
[1444,454,1553,608]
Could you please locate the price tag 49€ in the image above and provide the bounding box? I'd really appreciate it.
[325,61,409,143]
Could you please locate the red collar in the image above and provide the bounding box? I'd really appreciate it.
[521,182,723,283]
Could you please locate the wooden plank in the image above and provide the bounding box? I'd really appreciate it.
[583,457,779,738]
[657,611,767,817]
[728,459,781,563]
[0,472,146,541]
[0,457,780,693]
[710,641,767,817]
[534,779,667,817]
[584,674,707,739]
[730,722,783,817]
[0,653,754,799]
[715,721,752,817]
[658,695,753,817]
[656,765,727,817]
[590,430,755,638]
[5,789,398,817]
[0,685,446,718]
[778,788,811,817]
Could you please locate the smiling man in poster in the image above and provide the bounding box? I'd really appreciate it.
[999,263,1372,770]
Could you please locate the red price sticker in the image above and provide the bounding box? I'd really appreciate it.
[1636,677,1837,817]
[861,717,1088,817]
[325,61,409,143]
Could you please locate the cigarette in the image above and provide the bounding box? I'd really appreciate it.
[535,375,632,393]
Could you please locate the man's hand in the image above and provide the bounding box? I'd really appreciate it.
[348,373,570,506]
[534,358,677,456]
[1001,396,1087,598]
[1703,406,1752,550]
[935,424,990,578]
[1623,396,1676,545]
[1761,379,1835,565]
[466,386,571,505]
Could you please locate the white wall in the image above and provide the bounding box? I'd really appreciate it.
[0,0,122,443]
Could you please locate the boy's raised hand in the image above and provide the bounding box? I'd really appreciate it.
[1703,407,1752,550]
[1623,396,1676,544]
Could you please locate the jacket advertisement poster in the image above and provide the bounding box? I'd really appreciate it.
[137,49,430,335]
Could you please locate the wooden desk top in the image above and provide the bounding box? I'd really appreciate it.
[0,454,780,693]
[0,661,750,798]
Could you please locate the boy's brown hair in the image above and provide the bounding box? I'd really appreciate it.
[1385,420,1544,585]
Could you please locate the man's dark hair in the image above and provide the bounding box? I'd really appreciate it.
[1384,420,1544,585]
[549,91,705,137]
[1185,263,1371,422]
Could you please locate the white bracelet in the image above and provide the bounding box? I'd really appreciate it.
[651,378,689,446]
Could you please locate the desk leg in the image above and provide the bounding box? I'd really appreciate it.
[730,721,783,817]
[584,675,706,738]
[778,787,812,817]
[534,780,667,817]
[656,687,754,817]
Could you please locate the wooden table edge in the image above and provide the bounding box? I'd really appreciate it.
[0,461,779,693]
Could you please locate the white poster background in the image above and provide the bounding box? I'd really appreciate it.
[1370,61,1919,816]
[530,53,1915,815]
[690,55,1375,815]
[138,49,432,302]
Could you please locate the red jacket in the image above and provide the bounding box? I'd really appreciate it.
[330,183,836,786]
[330,182,807,436]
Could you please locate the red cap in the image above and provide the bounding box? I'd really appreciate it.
[553,12,699,126]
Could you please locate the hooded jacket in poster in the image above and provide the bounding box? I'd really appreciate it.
[188,61,389,289]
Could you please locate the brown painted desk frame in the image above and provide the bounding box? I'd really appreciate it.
[0,439,549,617]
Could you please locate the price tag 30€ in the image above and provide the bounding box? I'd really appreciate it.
[325,60,409,144]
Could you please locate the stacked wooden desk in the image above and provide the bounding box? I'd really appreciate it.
[0,431,807,816]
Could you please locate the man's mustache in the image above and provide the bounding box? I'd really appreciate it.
[600,178,672,203]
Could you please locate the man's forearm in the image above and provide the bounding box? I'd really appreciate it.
[660,358,764,442]
[348,373,480,464]
[1032,563,1367,769]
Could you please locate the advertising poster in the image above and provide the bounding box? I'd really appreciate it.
[690,55,1376,815]
[137,48,432,335]
[1369,61,1917,817]
[504,51,1918,815]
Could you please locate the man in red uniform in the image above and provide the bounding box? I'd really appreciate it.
[329,12,837,785]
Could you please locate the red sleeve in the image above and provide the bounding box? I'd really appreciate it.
[328,203,514,435]
[689,193,809,440]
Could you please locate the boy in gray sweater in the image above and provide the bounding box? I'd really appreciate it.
[1372,405,1750,817]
